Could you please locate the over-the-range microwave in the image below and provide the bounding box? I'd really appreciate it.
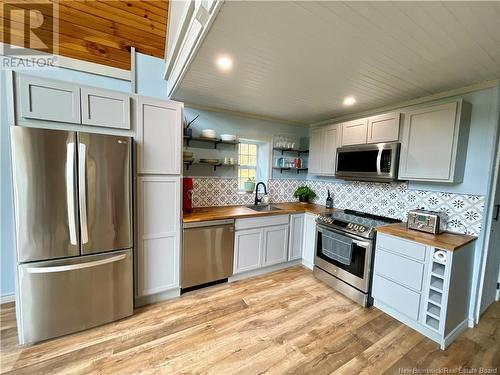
[335,142,400,182]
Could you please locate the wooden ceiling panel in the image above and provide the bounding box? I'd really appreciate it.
[1,0,169,70]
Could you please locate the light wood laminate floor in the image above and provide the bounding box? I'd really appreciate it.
[1,266,498,374]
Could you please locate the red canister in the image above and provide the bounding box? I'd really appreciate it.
[183,177,193,212]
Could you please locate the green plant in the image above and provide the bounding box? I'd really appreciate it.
[184,115,199,129]
[293,186,316,201]
[246,177,256,182]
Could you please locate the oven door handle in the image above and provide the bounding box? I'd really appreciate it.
[352,239,370,249]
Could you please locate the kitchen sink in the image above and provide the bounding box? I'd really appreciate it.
[245,205,282,212]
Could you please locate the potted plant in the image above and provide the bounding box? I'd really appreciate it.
[183,115,199,138]
[244,177,256,193]
[293,186,316,203]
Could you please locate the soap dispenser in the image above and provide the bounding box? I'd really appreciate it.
[325,189,333,208]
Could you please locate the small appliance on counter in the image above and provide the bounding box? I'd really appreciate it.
[325,189,333,208]
[407,209,447,234]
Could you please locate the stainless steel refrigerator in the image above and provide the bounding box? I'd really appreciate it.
[10,127,133,344]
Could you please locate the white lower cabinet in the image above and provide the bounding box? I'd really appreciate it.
[302,213,318,268]
[372,232,474,350]
[136,176,180,297]
[288,214,305,261]
[234,228,263,273]
[263,225,289,266]
[233,215,290,274]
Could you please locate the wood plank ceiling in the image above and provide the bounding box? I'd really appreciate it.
[1,0,169,70]
[173,1,500,123]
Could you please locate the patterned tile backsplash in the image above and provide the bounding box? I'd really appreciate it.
[190,177,485,236]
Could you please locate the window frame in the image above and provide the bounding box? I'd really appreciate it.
[238,142,258,191]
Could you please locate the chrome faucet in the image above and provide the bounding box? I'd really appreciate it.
[254,182,267,205]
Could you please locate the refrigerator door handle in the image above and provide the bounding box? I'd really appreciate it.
[78,142,89,244]
[25,254,127,274]
[66,142,78,245]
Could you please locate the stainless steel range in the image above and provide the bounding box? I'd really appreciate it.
[313,209,400,306]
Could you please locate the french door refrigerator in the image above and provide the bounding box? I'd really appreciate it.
[10,127,133,344]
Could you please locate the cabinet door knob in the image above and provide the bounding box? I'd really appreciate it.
[494,204,500,222]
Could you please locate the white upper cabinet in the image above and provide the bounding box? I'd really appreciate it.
[341,118,368,146]
[18,74,81,124]
[321,125,340,175]
[308,127,324,175]
[15,73,132,132]
[308,124,340,176]
[339,112,401,146]
[398,100,471,183]
[81,88,131,130]
[367,112,400,144]
[136,97,183,175]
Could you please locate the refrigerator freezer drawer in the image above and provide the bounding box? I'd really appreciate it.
[18,249,133,344]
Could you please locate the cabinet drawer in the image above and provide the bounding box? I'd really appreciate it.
[374,249,424,291]
[376,233,426,262]
[372,274,421,320]
[235,215,289,230]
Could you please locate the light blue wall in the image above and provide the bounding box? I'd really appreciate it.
[0,72,16,298]
[183,107,309,180]
[136,53,168,99]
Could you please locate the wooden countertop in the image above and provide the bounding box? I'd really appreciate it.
[376,222,476,251]
[183,203,336,223]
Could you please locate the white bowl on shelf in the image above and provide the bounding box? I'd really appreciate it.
[201,129,217,139]
[220,134,237,142]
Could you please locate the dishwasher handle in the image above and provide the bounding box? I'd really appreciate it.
[183,219,235,229]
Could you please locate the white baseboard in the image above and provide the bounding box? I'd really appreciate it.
[301,259,314,270]
[1,294,15,304]
[229,260,302,282]
[443,319,469,349]
[134,288,180,308]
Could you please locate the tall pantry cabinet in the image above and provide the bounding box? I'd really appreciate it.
[135,96,183,306]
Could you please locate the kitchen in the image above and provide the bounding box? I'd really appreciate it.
[1,1,500,373]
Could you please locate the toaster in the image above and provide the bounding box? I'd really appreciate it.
[407,209,447,234]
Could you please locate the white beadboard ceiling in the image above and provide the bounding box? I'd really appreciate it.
[172,1,500,124]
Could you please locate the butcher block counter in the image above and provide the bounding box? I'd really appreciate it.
[376,222,476,251]
[183,203,335,223]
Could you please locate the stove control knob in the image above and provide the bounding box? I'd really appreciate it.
[353,225,359,230]
[327,218,333,224]
[347,223,353,229]
[358,226,366,232]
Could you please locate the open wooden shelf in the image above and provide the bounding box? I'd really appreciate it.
[184,136,239,149]
[184,160,239,171]
[273,147,309,156]
[273,167,308,174]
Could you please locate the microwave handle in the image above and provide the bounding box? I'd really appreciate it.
[376,148,382,175]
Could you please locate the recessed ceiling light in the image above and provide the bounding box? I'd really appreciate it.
[343,96,356,106]
[216,55,233,72]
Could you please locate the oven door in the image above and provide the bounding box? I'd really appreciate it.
[335,143,400,181]
[314,224,372,292]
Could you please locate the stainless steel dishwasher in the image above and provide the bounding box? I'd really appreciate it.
[182,219,235,290]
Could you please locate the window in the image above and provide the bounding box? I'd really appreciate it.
[238,142,257,190]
